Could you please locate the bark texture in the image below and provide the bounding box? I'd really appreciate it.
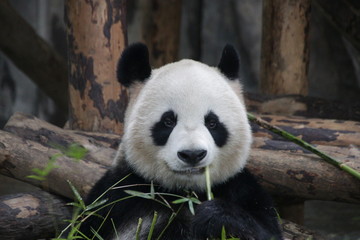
[0,192,70,240]
[0,129,108,199]
[261,0,311,95]
[250,114,360,147]
[65,0,128,134]
[141,0,182,67]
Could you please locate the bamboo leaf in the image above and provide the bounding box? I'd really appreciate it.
[188,200,195,215]
[27,175,46,181]
[189,197,201,205]
[172,198,189,204]
[124,190,153,199]
[90,227,104,240]
[67,180,85,210]
[65,143,88,160]
[85,199,108,211]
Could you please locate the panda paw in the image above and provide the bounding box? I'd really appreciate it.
[191,199,263,239]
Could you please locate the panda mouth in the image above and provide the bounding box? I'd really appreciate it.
[173,167,205,175]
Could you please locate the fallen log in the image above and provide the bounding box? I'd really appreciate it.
[6,112,360,151]
[0,130,108,199]
[4,112,119,166]
[281,219,325,240]
[250,114,360,147]
[249,138,360,203]
[244,93,360,121]
[0,191,71,240]
[1,128,359,203]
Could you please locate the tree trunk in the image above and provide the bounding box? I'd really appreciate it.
[0,0,68,113]
[260,0,311,95]
[141,0,182,67]
[65,0,128,134]
[0,192,70,240]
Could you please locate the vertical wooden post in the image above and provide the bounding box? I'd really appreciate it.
[65,0,128,134]
[141,0,182,67]
[260,0,311,225]
[260,0,311,95]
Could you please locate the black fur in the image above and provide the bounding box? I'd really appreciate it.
[151,110,177,146]
[117,43,152,87]
[79,162,283,240]
[205,111,229,147]
[217,44,240,80]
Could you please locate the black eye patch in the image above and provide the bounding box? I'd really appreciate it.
[151,110,177,146]
[205,111,228,147]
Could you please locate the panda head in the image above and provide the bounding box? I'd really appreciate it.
[117,43,252,190]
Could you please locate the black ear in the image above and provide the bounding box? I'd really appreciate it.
[117,43,151,87]
[217,44,239,80]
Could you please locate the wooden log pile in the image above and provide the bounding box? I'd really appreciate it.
[0,112,359,239]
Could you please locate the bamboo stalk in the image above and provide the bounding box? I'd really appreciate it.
[205,166,213,201]
[247,113,360,180]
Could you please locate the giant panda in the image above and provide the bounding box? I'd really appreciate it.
[79,43,283,240]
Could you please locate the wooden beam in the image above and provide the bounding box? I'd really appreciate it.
[0,0,68,113]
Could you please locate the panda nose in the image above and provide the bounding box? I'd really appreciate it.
[177,149,207,165]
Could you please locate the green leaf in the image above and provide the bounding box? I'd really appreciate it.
[27,175,46,181]
[66,202,82,208]
[65,144,88,160]
[67,180,85,210]
[90,227,104,240]
[189,197,201,204]
[85,199,108,211]
[124,190,153,199]
[172,198,189,204]
[188,200,195,215]
[31,168,45,175]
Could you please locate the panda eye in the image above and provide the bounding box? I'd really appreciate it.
[206,118,218,129]
[163,117,176,128]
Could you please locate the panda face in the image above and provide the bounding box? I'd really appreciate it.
[120,58,252,190]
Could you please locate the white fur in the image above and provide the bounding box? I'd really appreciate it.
[115,59,252,190]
